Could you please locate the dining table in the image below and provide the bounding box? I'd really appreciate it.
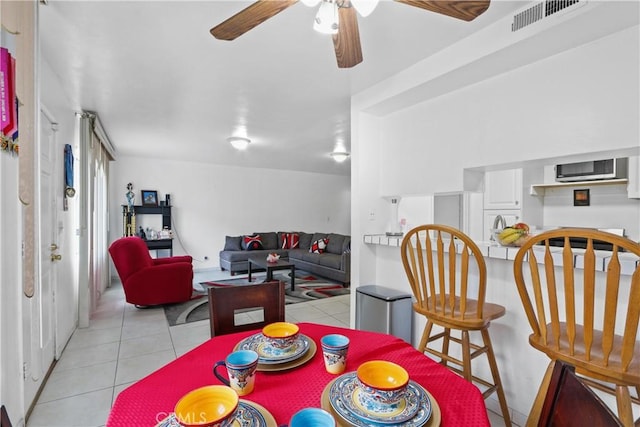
[107,322,490,426]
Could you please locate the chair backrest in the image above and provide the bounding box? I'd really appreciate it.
[1,405,12,427]
[401,224,488,325]
[513,228,640,383]
[537,361,623,427]
[207,280,285,337]
[108,236,153,282]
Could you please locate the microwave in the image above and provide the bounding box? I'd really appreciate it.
[555,158,628,182]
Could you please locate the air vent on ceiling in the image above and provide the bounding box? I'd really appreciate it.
[511,0,585,32]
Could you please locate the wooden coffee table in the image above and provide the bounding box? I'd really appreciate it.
[248,257,296,290]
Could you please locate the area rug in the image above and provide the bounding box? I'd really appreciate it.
[163,271,349,327]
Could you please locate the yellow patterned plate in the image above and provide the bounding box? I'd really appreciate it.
[157,400,277,427]
[235,336,317,372]
[235,333,309,364]
[321,377,442,427]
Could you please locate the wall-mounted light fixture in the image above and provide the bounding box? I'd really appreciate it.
[228,136,251,151]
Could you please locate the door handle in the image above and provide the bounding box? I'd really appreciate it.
[51,254,62,262]
[50,243,58,251]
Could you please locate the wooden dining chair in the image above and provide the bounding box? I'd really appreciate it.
[207,280,285,337]
[0,405,12,427]
[537,360,623,427]
[513,228,640,426]
[401,224,512,425]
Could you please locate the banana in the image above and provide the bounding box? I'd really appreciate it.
[498,227,517,239]
[502,232,522,244]
[498,227,523,244]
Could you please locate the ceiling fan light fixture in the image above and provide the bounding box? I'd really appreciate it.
[330,151,350,163]
[350,0,379,17]
[300,0,321,6]
[313,0,339,35]
[228,136,251,150]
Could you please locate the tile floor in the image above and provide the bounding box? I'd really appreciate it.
[26,269,508,426]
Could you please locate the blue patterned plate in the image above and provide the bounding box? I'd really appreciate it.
[157,400,276,427]
[235,333,310,364]
[329,372,432,426]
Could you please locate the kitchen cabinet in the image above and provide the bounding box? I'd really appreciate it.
[628,155,640,199]
[484,169,522,209]
[483,167,544,241]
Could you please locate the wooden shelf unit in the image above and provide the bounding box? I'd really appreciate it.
[529,178,628,196]
[122,205,173,255]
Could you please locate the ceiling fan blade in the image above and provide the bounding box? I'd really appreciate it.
[332,4,363,69]
[210,0,298,40]
[394,0,490,21]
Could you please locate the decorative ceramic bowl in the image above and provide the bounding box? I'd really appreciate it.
[262,322,300,351]
[174,385,239,427]
[290,408,336,427]
[356,361,409,415]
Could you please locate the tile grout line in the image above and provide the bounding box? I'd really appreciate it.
[109,289,126,408]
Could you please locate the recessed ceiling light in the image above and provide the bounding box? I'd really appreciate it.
[228,136,251,150]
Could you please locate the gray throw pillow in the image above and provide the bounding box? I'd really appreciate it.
[326,233,345,254]
[298,232,313,250]
[223,235,242,251]
[254,232,278,250]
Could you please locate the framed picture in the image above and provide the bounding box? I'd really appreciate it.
[141,190,158,206]
[573,189,590,206]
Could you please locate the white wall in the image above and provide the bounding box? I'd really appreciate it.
[109,157,351,270]
[378,25,639,196]
[542,183,639,240]
[1,22,86,424]
[351,13,639,424]
[0,141,24,426]
[2,2,34,424]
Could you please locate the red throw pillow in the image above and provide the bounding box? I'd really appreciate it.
[280,233,300,249]
[288,233,299,249]
[310,238,328,254]
[244,235,263,251]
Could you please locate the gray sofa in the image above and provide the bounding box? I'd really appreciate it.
[219,231,350,285]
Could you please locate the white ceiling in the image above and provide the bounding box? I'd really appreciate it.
[39,1,534,175]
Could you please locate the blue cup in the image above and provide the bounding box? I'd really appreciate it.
[321,334,349,348]
[213,350,259,396]
[290,408,335,427]
[321,334,350,374]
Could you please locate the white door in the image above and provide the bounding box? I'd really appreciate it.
[23,109,58,407]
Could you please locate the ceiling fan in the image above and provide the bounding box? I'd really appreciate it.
[210,0,490,69]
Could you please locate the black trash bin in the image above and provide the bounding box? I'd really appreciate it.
[355,285,413,343]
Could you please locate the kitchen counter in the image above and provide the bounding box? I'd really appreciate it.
[363,233,639,275]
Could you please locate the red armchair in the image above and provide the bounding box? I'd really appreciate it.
[109,236,194,307]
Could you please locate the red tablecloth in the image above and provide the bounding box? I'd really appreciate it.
[107,323,489,426]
